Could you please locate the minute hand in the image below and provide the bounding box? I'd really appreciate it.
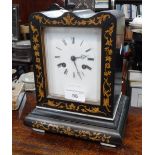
[73,61,82,80]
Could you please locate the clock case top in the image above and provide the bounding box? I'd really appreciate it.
[29,9,125,118]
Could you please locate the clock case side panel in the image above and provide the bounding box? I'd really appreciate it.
[113,11,125,116]
[29,10,122,118]
[101,13,116,118]
[29,18,47,104]
[101,10,125,117]
[106,10,125,116]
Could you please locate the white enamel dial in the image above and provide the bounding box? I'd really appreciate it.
[44,27,101,105]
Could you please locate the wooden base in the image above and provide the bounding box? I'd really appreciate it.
[24,95,129,147]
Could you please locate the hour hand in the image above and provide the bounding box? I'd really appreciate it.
[76,55,88,60]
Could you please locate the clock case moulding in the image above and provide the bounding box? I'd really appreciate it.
[24,8,130,147]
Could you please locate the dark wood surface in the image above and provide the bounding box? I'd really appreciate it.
[13,92,142,155]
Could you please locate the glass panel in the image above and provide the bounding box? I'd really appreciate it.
[44,27,101,105]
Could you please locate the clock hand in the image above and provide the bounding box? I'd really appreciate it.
[71,56,82,80]
[75,55,88,60]
[73,61,82,80]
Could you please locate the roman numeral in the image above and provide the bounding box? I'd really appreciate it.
[55,56,60,58]
[73,72,75,78]
[56,47,62,51]
[85,48,91,52]
[62,39,67,46]
[72,37,75,44]
[57,63,66,68]
[87,58,94,61]
[64,69,68,75]
[82,64,92,70]
[82,72,84,76]
[80,40,84,46]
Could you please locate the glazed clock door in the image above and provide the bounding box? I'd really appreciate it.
[44,27,102,105]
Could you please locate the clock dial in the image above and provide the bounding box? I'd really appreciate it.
[44,27,101,105]
[55,42,94,80]
[54,37,95,80]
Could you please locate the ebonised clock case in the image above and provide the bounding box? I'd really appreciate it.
[24,9,130,147]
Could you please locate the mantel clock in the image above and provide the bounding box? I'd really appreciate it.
[25,8,129,147]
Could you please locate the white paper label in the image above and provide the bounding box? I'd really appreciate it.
[65,86,85,102]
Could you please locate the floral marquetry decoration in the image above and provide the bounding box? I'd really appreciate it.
[103,23,115,112]
[32,13,110,27]
[32,121,111,144]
